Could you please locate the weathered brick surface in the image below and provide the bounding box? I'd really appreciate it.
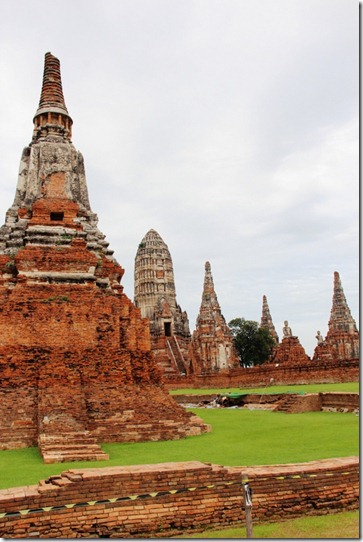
[190,262,239,373]
[260,294,279,343]
[320,392,359,412]
[0,52,209,457]
[134,229,192,375]
[272,336,310,365]
[0,457,358,538]
[165,358,359,390]
[313,272,359,362]
[173,392,358,415]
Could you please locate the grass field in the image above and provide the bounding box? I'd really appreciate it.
[169,381,359,395]
[0,407,358,490]
[175,510,360,538]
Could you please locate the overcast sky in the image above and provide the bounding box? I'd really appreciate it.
[0,0,359,356]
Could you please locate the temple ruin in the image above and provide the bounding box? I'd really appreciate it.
[0,53,209,462]
[134,228,191,375]
[313,271,359,362]
[190,262,238,373]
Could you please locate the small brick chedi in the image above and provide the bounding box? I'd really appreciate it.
[134,229,192,376]
[190,262,238,373]
[0,53,208,462]
[272,320,310,365]
[313,271,359,362]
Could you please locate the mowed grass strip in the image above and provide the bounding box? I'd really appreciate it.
[169,381,359,395]
[174,510,360,538]
[0,408,358,490]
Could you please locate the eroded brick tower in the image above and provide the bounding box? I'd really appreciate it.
[0,53,208,462]
[260,295,279,344]
[190,262,238,373]
[313,271,359,362]
[134,229,191,376]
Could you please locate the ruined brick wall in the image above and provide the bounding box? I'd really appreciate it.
[0,457,358,538]
[320,392,359,412]
[165,359,359,390]
[239,456,358,525]
[172,392,358,412]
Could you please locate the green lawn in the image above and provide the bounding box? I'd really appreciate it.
[169,381,359,395]
[175,510,360,538]
[0,408,358,490]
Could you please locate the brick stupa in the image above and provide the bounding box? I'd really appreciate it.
[0,53,208,462]
[190,262,238,373]
[134,229,191,376]
[273,321,310,365]
[313,271,359,362]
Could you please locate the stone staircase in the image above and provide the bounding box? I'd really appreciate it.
[166,337,187,375]
[274,394,300,413]
[38,432,109,463]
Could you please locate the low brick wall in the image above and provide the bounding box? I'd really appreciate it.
[166,359,359,389]
[238,456,359,524]
[0,457,358,538]
[173,392,358,414]
[320,392,359,412]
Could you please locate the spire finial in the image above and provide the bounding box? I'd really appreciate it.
[38,52,68,112]
[32,52,72,142]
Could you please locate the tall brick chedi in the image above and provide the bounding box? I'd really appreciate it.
[313,271,359,362]
[134,229,191,376]
[0,53,208,461]
[190,262,238,373]
[260,295,279,344]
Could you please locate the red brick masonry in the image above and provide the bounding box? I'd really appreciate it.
[0,457,358,538]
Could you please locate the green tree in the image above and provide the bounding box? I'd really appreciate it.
[228,317,275,367]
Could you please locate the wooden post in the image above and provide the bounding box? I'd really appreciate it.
[242,479,253,538]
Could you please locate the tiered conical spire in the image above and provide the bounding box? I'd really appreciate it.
[32,52,72,142]
[328,271,358,334]
[134,229,179,322]
[36,52,69,113]
[190,261,238,373]
[260,295,279,343]
[313,271,359,362]
[134,229,191,375]
[0,52,102,257]
[199,261,221,314]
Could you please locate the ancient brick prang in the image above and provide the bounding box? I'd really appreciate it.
[259,294,279,363]
[313,272,359,362]
[134,229,191,376]
[260,295,279,343]
[190,262,238,373]
[0,53,209,460]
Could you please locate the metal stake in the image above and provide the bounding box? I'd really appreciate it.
[242,479,253,538]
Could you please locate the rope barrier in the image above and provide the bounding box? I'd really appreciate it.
[0,480,239,519]
[0,470,356,520]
